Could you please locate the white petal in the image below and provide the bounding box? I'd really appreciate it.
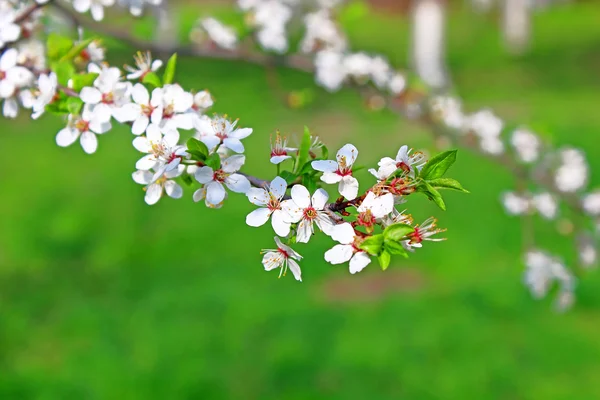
[311,159,338,173]
[336,143,358,167]
[349,252,372,274]
[230,127,253,139]
[246,207,271,227]
[225,173,251,193]
[262,251,284,271]
[145,183,163,205]
[222,154,245,173]
[246,188,269,206]
[132,115,149,135]
[80,87,102,104]
[372,193,394,219]
[223,137,244,153]
[56,127,79,147]
[287,259,302,282]
[324,245,354,264]
[146,123,163,143]
[151,59,163,72]
[132,136,151,153]
[311,188,329,210]
[396,145,409,162]
[339,176,359,200]
[0,80,15,98]
[271,210,291,237]
[206,181,226,205]
[200,135,221,152]
[321,171,342,184]
[92,103,112,124]
[290,185,311,209]
[136,154,157,170]
[80,131,98,154]
[132,170,153,185]
[296,219,313,243]
[281,199,303,223]
[329,223,355,245]
[132,83,149,104]
[165,180,183,198]
[270,155,291,165]
[194,166,214,184]
[270,176,287,199]
[89,119,111,134]
[0,49,17,70]
[113,103,139,123]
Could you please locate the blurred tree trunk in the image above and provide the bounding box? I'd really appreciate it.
[153,1,179,49]
[502,0,531,54]
[410,0,449,89]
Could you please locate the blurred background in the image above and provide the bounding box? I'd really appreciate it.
[2,0,600,398]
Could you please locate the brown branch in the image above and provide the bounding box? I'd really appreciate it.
[14,0,53,24]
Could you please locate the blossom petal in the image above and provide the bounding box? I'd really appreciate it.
[396,145,409,162]
[56,127,79,147]
[132,115,149,135]
[165,181,183,199]
[329,223,355,245]
[136,154,157,170]
[349,252,371,274]
[311,160,338,173]
[194,166,214,184]
[311,188,329,210]
[206,181,226,205]
[321,171,342,184]
[336,143,358,167]
[246,208,271,227]
[132,170,153,185]
[296,219,313,243]
[80,87,101,104]
[80,131,98,154]
[230,127,252,139]
[339,176,359,200]
[287,259,302,282]
[271,210,291,237]
[200,135,221,152]
[193,187,206,202]
[324,244,354,264]
[132,83,149,104]
[270,176,287,200]
[290,185,311,209]
[222,154,245,173]
[223,137,244,153]
[225,173,251,194]
[132,136,151,153]
[270,155,291,165]
[145,183,163,205]
[262,251,284,271]
[281,199,303,223]
[246,188,269,206]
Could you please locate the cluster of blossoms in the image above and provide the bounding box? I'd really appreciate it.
[2,0,598,309]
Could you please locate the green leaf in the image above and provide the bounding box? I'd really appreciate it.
[279,171,298,185]
[377,250,391,271]
[420,150,457,180]
[45,94,69,115]
[384,240,409,257]
[205,153,221,170]
[339,1,369,26]
[163,53,177,84]
[186,138,209,161]
[47,33,73,62]
[383,223,414,242]
[294,126,312,173]
[60,38,94,63]
[298,160,317,176]
[70,73,98,92]
[180,172,194,186]
[321,144,329,160]
[142,72,162,88]
[66,97,84,115]
[358,234,384,256]
[421,181,447,211]
[302,174,317,193]
[52,61,76,86]
[428,178,469,193]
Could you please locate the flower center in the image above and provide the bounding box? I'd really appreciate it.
[75,119,90,132]
[396,161,411,173]
[79,49,90,62]
[163,104,175,119]
[213,169,228,182]
[303,207,318,220]
[409,227,423,244]
[277,247,289,259]
[101,92,114,104]
[141,103,155,117]
[336,156,352,176]
[0,70,6,80]
[271,148,287,157]
[357,209,376,227]
[267,193,281,211]
[388,177,414,195]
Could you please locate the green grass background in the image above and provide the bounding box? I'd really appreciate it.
[1,2,600,398]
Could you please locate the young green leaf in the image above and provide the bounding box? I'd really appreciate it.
[163,53,178,84]
[302,174,317,193]
[52,61,76,86]
[279,170,298,185]
[186,138,209,160]
[428,178,469,193]
[70,73,99,92]
[47,33,73,62]
[377,250,391,270]
[358,234,384,256]
[60,37,94,63]
[420,149,457,180]
[66,97,84,115]
[384,240,409,258]
[142,72,162,88]
[383,223,414,242]
[422,181,447,211]
[321,144,329,160]
[294,126,312,173]
[205,153,221,170]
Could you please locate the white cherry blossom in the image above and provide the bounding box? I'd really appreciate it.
[133,164,184,205]
[270,131,294,164]
[73,0,116,22]
[194,154,251,206]
[0,4,20,48]
[311,143,359,200]
[194,115,253,153]
[132,123,187,178]
[199,18,238,50]
[124,51,163,80]
[369,145,425,181]
[356,192,394,228]
[56,105,112,154]
[30,72,57,119]
[261,237,302,281]
[324,231,372,274]
[80,65,132,122]
[113,83,162,134]
[282,185,334,243]
[246,176,292,237]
